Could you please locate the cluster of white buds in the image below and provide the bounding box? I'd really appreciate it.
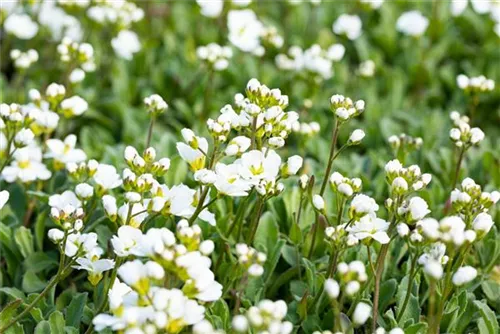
[275,43,345,81]
[329,171,362,198]
[449,111,485,147]
[232,300,293,334]
[235,243,267,277]
[292,121,320,137]
[358,59,375,78]
[326,224,358,248]
[144,94,168,115]
[93,275,206,333]
[330,94,365,122]
[109,225,221,302]
[67,159,99,181]
[124,146,171,177]
[57,37,96,83]
[207,117,231,143]
[385,159,432,195]
[260,25,284,49]
[10,49,38,69]
[87,0,144,29]
[196,43,233,71]
[176,220,215,254]
[337,261,368,296]
[457,74,495,93]
[388,133,423,153]
[417,216,478,253]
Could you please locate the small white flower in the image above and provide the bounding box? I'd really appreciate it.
[111,30,141,60]
[424,259,443,279]
[333,14,362,40]
[60,96,88,117]
[94,164,122,192]
[472,212,494,235]
[452,266,477,286]
[325,279,340,299]
[4,14,39,39]
[232,315,249,332]
[353,302,372,325]
[312,194,325,211]
[397,223,410,237]
[396,11,429,36]
[349,129,365,143]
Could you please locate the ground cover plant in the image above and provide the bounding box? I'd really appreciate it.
[0,0,499,333]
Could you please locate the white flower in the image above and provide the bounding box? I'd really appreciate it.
[194,169,217,185]
[312,194,325,211]
[144,94,168,114]
[452,266,477,286]
[397,223,410,237]
[0,190,9,210]
[349,129,365,143]
[111,226,146,257]
[45,135,87,166]
[197,0,223,18]
[451,0,469,16]
[14,128,34,147]
[60,96,88,117]
[353,302,372,325]
[75,183,94,200]
[4,14,39,39]
[2,146,52,183]
[396,11,429,36]
[348,214,390,244]
[102,195,117,219]
[73,256,115,285]
[472,212,494,235]
[392,177,408,193]
[283,155,303,176]
[49,190,82,211]
[64,232,98,258]
[48,228,65,242]
[470,127,485,144]
[69,68,85,83]
[408,197,430,221]
[227,9,264,53]
[232,315,249,332]
[325,279,340,299]
[350,194,379,217]
[333,14,362,40]
[213,163,252,197]
[111,30,141,60]
[423,258,444,279]
[238,149,281,183]
[94,164,122,192]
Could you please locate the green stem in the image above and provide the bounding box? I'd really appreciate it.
[320,120,340,196]
[246,197,264,245]
[145,115,156,149]
[396,251,419,322]
[0,260,74,332]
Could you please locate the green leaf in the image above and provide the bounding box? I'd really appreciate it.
[24,252,58,273]
[49,311,66,334]
[253,212,278,252]
[22,271,47,293]
[405,322,428,334]
[0,287,26,300]
[34,321,51,334]
[65,292,88,328]
[34,210,47,251]
[0,299,22,323]
[14,226,34,258]
[474,300,499,334]
[379,279,397,313]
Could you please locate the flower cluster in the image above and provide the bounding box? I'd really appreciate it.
[329,94,365,122]
[10,49,38,70]
[449,111,485,147]
[329,172,362,198]
[57,37,96,83]
[275,44,345,81]
[235,243,267,277]
[232,300,293,334]
[456,74,495,93]
[197,43,233,71]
